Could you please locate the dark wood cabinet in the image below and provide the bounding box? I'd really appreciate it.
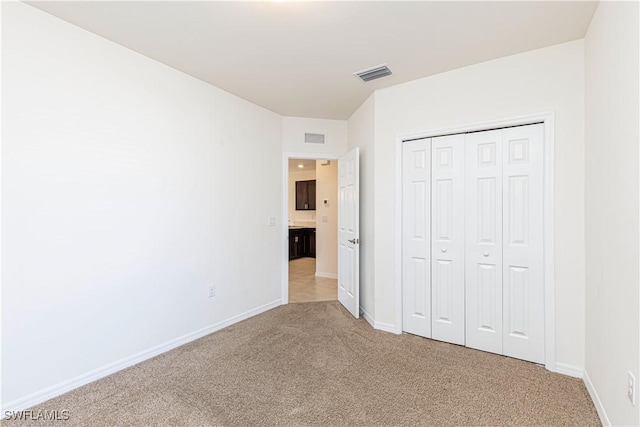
[295,180,316,210]
[306,229,316,257]
[289,229,306,259]
[288,228,316,260]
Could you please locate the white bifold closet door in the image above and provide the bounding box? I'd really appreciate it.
[402,138,431,338]
[501,124,544,364]
[465,129,504,355]
[402,123,545,365]
[431,134,465,345]
[464,124,544,363]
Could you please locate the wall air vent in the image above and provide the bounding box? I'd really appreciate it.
[354,64,392,82]
[304,133,325,144]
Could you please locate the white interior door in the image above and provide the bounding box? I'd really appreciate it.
[338,148,360,318]
[465,129,504,355]
[502,124,544,364]
[431,134,466,345]
[402,138,431,337]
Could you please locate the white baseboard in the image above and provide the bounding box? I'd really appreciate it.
[361,308,375,329]
[554,362,584,378]
[374,320,398,334]
[2,299,282,414]
[584,370,611,426]
[315,271,337,279]
[360,308,399,334]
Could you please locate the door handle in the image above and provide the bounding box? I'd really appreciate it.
[348,238,360,244]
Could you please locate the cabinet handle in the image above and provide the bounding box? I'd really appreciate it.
[483,252,489,257]
[441,247,447,253]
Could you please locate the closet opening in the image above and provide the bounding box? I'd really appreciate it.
[396,113,556,371]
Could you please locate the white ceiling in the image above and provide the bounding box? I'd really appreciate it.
[288,159,317,173]
[27,1,598,120]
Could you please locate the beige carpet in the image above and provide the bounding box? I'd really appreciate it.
[5,302,599,426]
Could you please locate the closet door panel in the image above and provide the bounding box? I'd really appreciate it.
[465,130,503,355]
[502,124,544,364]
[431,134,465,345]
[402,138,431,338]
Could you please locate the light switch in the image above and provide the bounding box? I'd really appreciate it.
[268,216,276,226]
[322,216,329,223]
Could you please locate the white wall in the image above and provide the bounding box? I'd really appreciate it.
[370,40,586,369]
[282,116,347,156]
[288,168,317,224]
[347,95,376,318]
[584,2,640,425]
[2,2,283,408]
[315,160,338,277]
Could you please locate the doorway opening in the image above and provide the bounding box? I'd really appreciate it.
[285,157,338,303]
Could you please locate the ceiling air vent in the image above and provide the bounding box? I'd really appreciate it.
[305,133,325,144]
[354,64,392,82]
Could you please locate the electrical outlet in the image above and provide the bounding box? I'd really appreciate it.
[628,372,636,406]
[208,285,216,299]
[268,216,276,227]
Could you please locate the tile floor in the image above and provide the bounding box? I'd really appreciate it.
[288,257,337,303]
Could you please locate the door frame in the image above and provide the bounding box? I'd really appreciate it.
[282,152,340,305]
[394,112,556,371]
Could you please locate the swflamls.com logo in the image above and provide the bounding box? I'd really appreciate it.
[4,410,70,421]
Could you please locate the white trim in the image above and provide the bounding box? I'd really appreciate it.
[397,113,550,142]
[282,152,340,305]
[0,7,4,408]
[361,308,376,329]
[394,112,556,370]
[315,271,338,279]
[584,370,611,426]
[394,132,404,334]
[2,299,282,414]
[541,114,556,373]
[361,308,401,334]
[554,362,584,378]
[374,320,399,334]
